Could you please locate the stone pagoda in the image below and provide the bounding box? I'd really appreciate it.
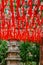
[6,41,21,65]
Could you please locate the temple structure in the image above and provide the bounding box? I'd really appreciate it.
[6,41,21,65]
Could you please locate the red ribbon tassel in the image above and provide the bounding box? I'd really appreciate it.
[10,0,14,25]
[1,0,5,30]
[28,0,32,8]
[2,0,4,12]
[5,0,8,5]
[16,0,20,8]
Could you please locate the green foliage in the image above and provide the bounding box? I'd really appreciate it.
[40,0,43,2]
[19,41,40,65]
[19,42,30,62]
[0,40,8,65]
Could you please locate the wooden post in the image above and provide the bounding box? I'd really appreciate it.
[40,37,43,65]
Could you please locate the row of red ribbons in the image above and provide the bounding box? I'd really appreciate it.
[0,0,43,43]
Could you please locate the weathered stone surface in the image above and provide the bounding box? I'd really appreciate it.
[6,57,21,61]
[6,60,20,65]
[6,41,20,65]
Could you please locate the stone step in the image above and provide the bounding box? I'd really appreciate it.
[7,50,20,53]
[5,57,21,61]
[6,60,20,65]
[8,54,20,58]
[8,47,19,52]
[7,56,20,58]
[7,51,20,58]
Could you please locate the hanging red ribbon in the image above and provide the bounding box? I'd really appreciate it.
[0,0,43,43]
